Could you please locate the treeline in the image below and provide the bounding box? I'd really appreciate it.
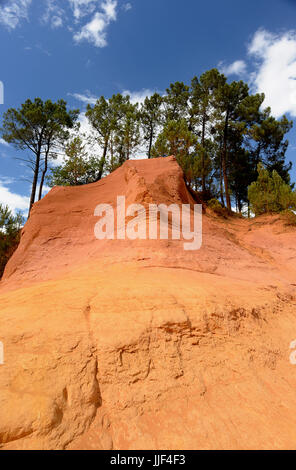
[0,69,294,217]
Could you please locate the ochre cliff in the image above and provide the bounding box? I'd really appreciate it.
[1,156,296,449]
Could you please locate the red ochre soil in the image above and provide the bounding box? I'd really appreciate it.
[1,156,296,449]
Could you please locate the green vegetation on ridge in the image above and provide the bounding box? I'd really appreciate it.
[0,69,294,218]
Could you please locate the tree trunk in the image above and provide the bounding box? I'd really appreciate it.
[148,126,153,159]
[38,150,49,201]
[201,112,206,192]
[222,109,231,211]
[220,152,225,207]
[96,139,109,181]
[222,151,231,211]
[238,199,242,213]
[28,150,41,217]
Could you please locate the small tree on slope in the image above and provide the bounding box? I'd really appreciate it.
[248,163,296,216]
[0,205,24,277]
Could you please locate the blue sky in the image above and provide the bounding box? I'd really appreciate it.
[1,0,296,213]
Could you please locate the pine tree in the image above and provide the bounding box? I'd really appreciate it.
[86,94,140,178]
[151,119,197,181]
[1,99,78,215]
[112,98,141,165]
[47,136,100,186]
[248,163,296,216]
[190,69,226,192]
[140,93,163,158]
[246,107,293,183]
[163,81,189,123]
[213,80,250,211]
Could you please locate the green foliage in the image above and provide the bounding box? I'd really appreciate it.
[280,209,296,227]
[152,119,196,157]
[163,82,189,122]
[0,98,79,215]
[189,69,226,191]
[86,93,140,179]
[83,77,295,211]
[248,163,296,216]
[192,141,215,192]
[2,71,294,216]
[140,93,163,158]
[207,198,229,217]
[151,119,197,181]
[0,205,24,277]
[112,98,141,166]
[1,98,77,149]
[208,198,222,210]
[246,108,292,182]
[47,137,100,186]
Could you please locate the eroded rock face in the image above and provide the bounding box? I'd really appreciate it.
[1,157,296,449]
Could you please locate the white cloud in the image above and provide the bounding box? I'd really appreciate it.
[36,43,51,56]
[51,15,63,28]
[68,0,97,20]
[76,111,105,159]
[122,88,154,105]
[77,111,94,136]
[0,176,16,185]
[70,88,155,108]
[122,3,132,12]
[74,0,117,48]
[219,60,247,76]
[0,0,121,49]
[248,29,275,56]
[41,184,51,195]
[101,0,117,20]
[0,138,9,147]
[74,13,108,47]
[42,0,64,29]
[0,0,32,29]
[51,110,100,167]
[68,91,98,105]
[0,178,29,214]
[248,29,296,117]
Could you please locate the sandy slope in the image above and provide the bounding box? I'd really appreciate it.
[1,156,296,449]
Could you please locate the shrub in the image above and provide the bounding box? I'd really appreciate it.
[248,163,296,216]
[280,209,296,227]
[0,205,24,277]
[208,198,229,217]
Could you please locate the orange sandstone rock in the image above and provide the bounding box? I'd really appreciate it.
[1,156,296,449]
